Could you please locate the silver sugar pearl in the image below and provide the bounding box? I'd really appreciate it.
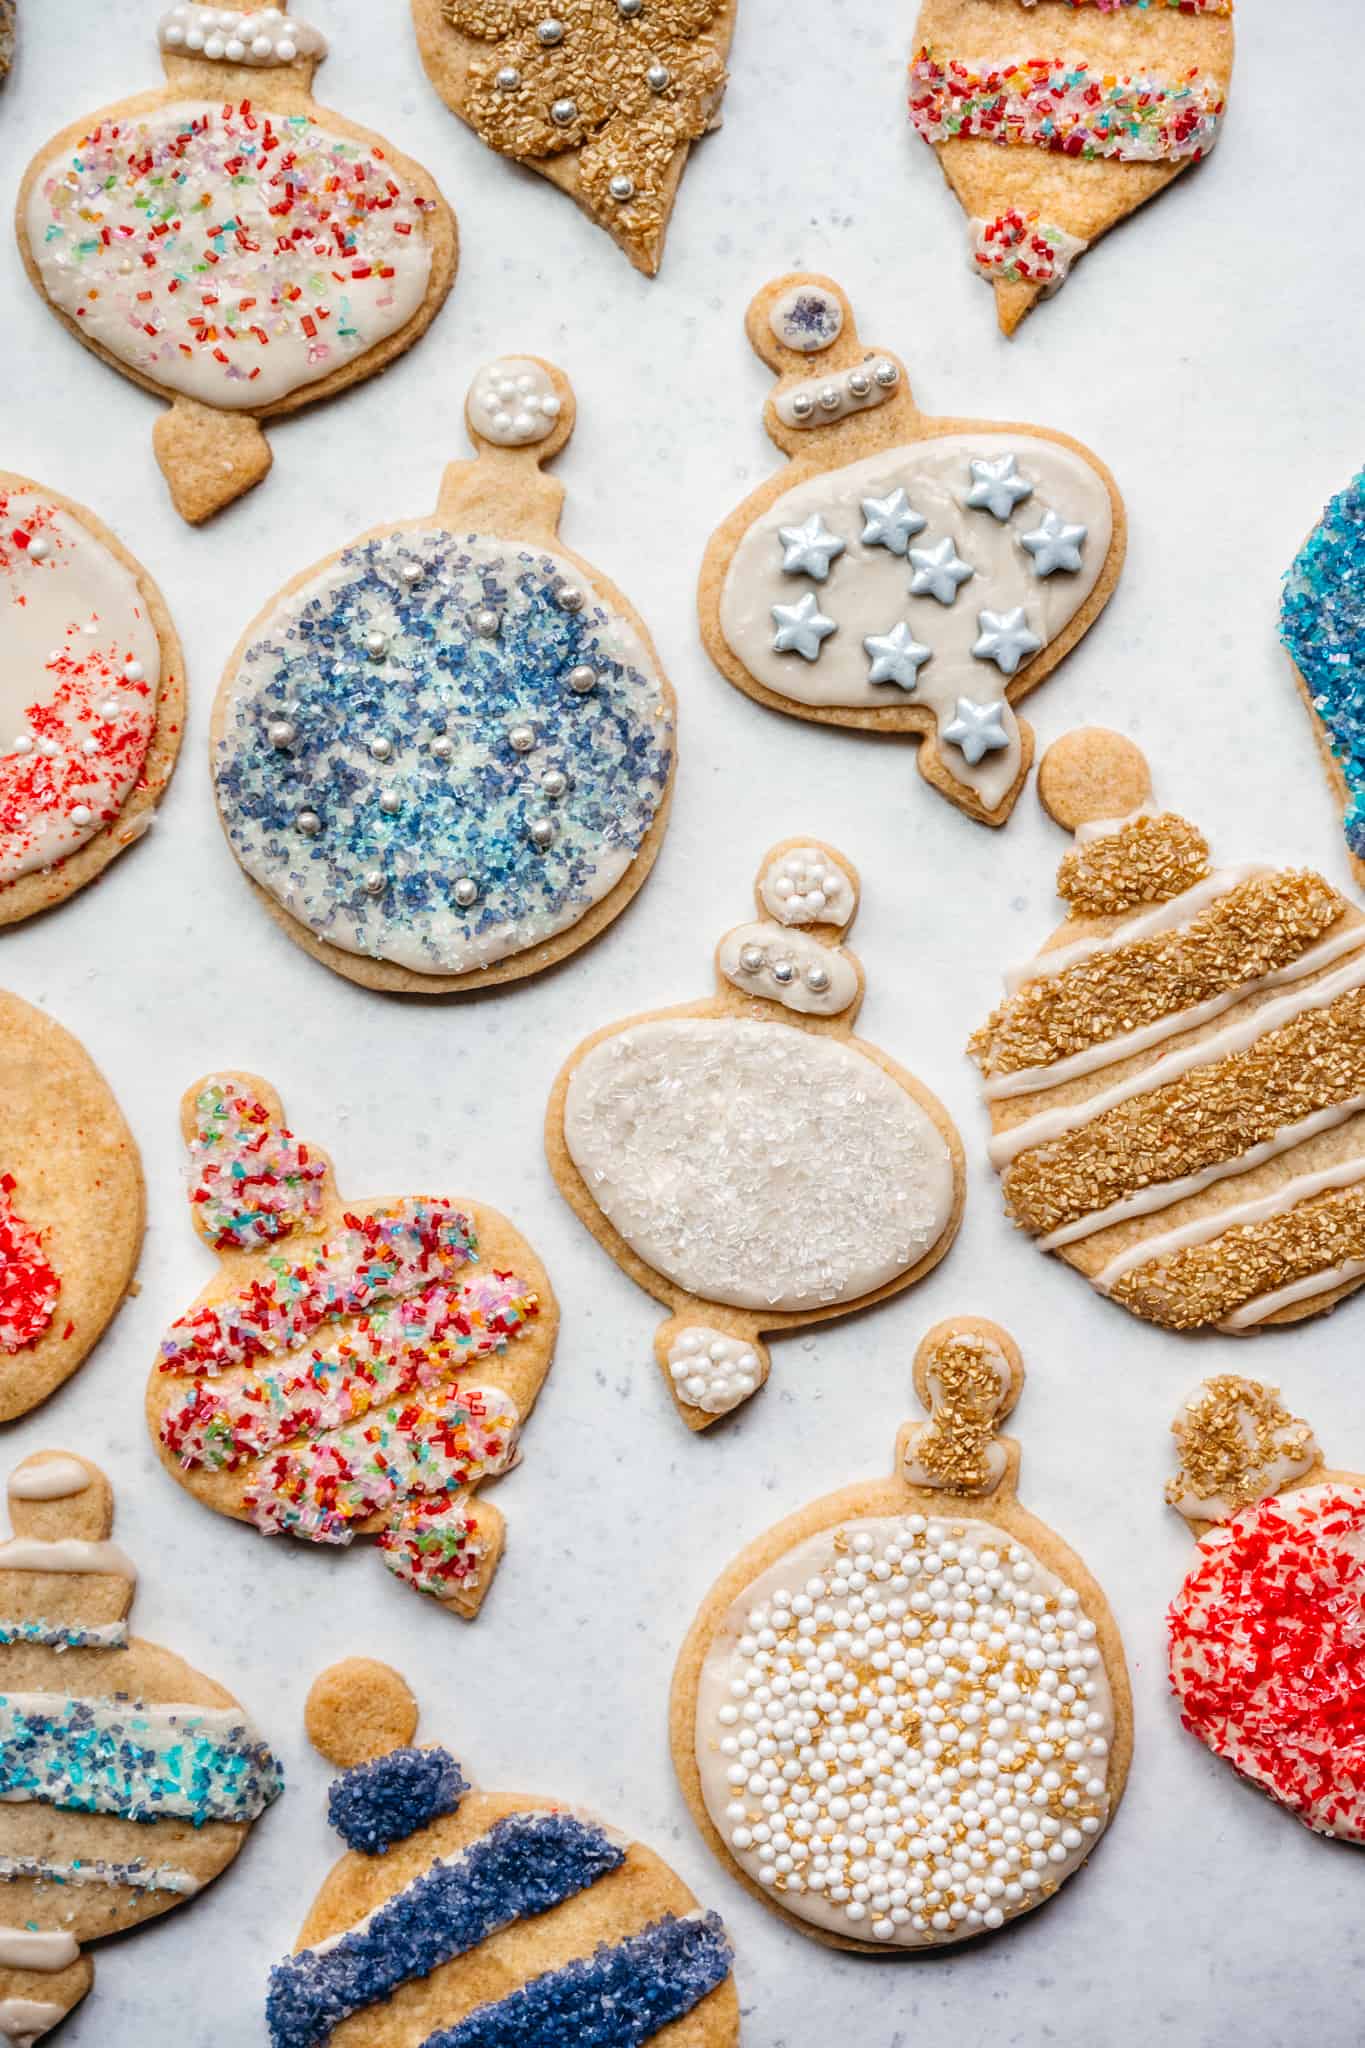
[267,718,296,749]
[618,0,643,14]
[364,629,388,659]
[378,789,402,816]
[609,173,635,203]
[399,561,423,586]
[496,65,521,90]
[846,368,872,398]
[738,943,765,974]
[363,869,385,897]
[791,392,815,421]
[474,608,502,637]
[874,358,900,389]
[550,97,578,125]
[297,808,321,836]
[430,735,455,761]
[818,383,842,413]
[369,735,392,760]
[509,723,536,753]
[529,814,555,850]
[556,583,585,613]
[454,877,479,909]
[536,16,564,42]
[540,768,569,799]
[771,959,796,985]
[567,663,597,694]
[646,60,670,90]
[805,964,831,993]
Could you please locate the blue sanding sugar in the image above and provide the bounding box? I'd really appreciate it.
[327,1745,469,1854]
[1281,467,1365,858]
[419,1912,733,2048]
[266,1810,626,2048]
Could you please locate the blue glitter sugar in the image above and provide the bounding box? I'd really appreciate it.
[0,1692,283,1825]
[327,1745,468,1854]
[1281,467,1365,859]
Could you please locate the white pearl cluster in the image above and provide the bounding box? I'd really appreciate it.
[470,359,563,447]
[668,1328,762,1416]
[704,1516,1112,1946]
[158,4,326,63]
[760,847,853,927]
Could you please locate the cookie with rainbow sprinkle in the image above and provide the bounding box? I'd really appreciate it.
[268,1657,738,2047]
[0,1450,282,2043]
[145,1072,557,1617]
[1281,466,1365,891]
[971,729,1365,1332]
[672,1317,1132,1950]
[16,4,458,524]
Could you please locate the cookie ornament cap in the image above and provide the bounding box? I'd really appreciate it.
[268,1658,738,2047]
[411,0,736,277]
[16,5,458,525]
[1281,466,1365,889]
[1166,1375,1365,1842]
[146,1073,557,1616]
[212,357,675,991]
[547,839,965,1431]
[909,1,1235,335]
[971,729,1365,1333]
[699,278,1125,827]
[0,1451,283,2043]
[673,1318,1132,1949]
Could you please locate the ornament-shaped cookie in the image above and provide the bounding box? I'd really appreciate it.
[699,278,1125,827]
[268,1657,738,2046]
[1281,466,1365,890]
[673,1318,1131,1949]
[971,729,1365,1333]
[0,474,184,924]
[1,992,142,1424]
[909,2,1234,335]
[411,0,736,277]
[0,1451,282,2042]
[146,1074,557,1615]
[0,1,14,84]
[547,839,965,1429]
[17,5,458,524]
[1166,1375,1365,1842]
[212,357,675,991]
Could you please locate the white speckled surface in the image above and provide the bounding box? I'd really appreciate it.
[2,3,1365,2044]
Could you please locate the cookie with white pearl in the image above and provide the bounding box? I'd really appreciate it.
[698,276,1126,827]
[671,1317,1132,1950]
[546,838,964,1432]
[210,355,676,992]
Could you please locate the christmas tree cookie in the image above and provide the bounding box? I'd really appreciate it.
[0,474,184,925]
[1281,466,1365,890]
[17,5,458,523]
[268,1657,738,2046]
[0,2,14,84]
[146,1074,557,1616]
[212,356,675,990]
[547,839,965,1429]
[970,729,1365,1332]
[698,278,1125,827]
[910,2,1235,335]
[673,1318,1132,1949]
[0,1451,282,2042]
[1166,1376,1365,1842]
[0,992,143,1424]
[411,0,737,276]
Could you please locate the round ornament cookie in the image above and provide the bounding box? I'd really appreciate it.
[1281,465,1365,890]
[0,992,143,1424]
[1166,1375,1365,1843]
[146,1073,557,1616]
[699,277,1125,827]
[547,839,965,1430]
[0,1451,283,2043]
[673,1318,1132,1950]
[971,729,1365,1333]
[909,1,1235,335]
[16,5,458,525]
[411,0,737,278]
[268,1659,738,2047]
[212,357,675,991]
[0,473,185,924]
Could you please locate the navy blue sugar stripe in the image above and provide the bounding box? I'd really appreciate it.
[418,1912,733,2048]
[327,1744,468,1854]
[266,1812,625,2048]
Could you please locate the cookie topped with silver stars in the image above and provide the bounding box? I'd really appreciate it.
[699,276,1126,827]
[211,355,676,992]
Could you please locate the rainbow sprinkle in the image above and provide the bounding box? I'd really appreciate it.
[188,1078,326,1251]
[1281,467,1365,862]
[972,209,1085,289]
[909,50,1226,161]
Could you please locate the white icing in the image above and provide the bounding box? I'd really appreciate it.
[775,359,898,428]
[758,846,855,927]
[767,285,844,354]
[1095,1153,1365,1295]
[7,1458,90,1502]
[0,1998,66,2046]
[469,358,562,447]
[719,435,1111,808]
[719,923,857,1015]
[0,1856,200,1896]
[158,4,326,63]
[968,214,1087,298]
[0,1929,78,1971]
[1221,1260,1365,1333]
[0,1539,136,1579]
[1166,1384,1319,1524]
[1072,805,1154,846]
[1003,866,1268,994]
[564,1018,956,1313]
[667,1329,762,1416]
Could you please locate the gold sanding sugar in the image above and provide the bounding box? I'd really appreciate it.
[972,872,1344,1077]
[1056,812,1211,917]
[913,1335,1008,1493]
[1164,1376,1315,1512]
[1003,987,1365,1235]
[1115,1185,1365,1330]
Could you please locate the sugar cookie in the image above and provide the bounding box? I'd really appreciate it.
[1281,466,1365,889]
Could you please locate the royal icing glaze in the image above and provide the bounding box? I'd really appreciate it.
[0,491,160,883]
[158,4,327,64]
[214,530,673,973]
[0,1930,77,1972]
[0,1183,59,1359]
[719,923,858,1016]
[0,1997,66,2046]
[666,1330,762,1417]
[469,358,562,447]
[909,51,1226,162]
[7,1459,89,1502]
[775,360,899,430]
[26,102,434,409]
[0,1539,136,1579]
[1282,466,1365,867]
[768,285,844,354]
[0,1692,283,1823]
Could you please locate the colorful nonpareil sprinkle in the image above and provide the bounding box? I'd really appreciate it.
[378,1488,486,1598]
[1169,1485,1365,1839]
[0,1853,200,1895]
[0,1620,127,1651]
[327,1745,468,1855]
[1281,467,1365,862]
[26,101,434,410]
[266,1811,627,2048]
[0,1691,283,1824]
[0,1178,59,1355]
[214,529,674,974]
[971,210,1086,290]
[188,1078,326,1251]
[420,1913,734,2048]
[909,51,1226,162]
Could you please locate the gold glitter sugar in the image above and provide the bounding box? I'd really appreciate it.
[912,1334,1009,1494]
[1165,1376,1316,1514]
[1114,1183,1365,1329]
[1056,812,1211,918]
